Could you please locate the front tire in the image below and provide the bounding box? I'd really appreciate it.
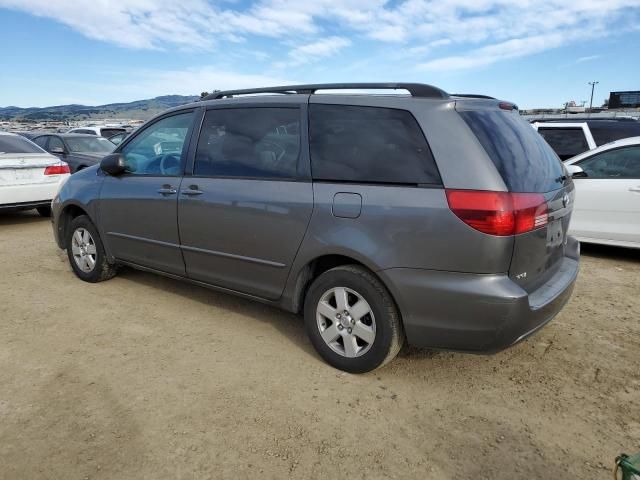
[304,265,404,373]
[65,215,117,283]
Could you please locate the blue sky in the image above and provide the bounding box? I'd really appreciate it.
[1,0,639,109]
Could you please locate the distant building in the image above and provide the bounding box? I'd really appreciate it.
[608,91,640,109]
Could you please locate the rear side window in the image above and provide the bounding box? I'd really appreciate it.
[309,104,441,185]
[194,108,300,179]
[459,110,565,192]
[537,127,589,160]
[33,136,49,149]
[0,135,45,154]
[589,122,640,146]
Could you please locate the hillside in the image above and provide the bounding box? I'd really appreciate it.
[0,95,199,122]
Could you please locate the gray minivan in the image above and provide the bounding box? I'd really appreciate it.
[51,83,579,373]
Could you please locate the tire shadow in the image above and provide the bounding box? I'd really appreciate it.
[579,242,639,263]
[114,267,316,358]
[0,209,48,226]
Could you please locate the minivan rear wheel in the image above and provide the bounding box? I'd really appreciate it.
[304,265,404,373]
[66,215,117,283]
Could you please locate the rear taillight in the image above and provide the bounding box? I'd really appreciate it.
[445,190,548,236]
[44,163,70,175]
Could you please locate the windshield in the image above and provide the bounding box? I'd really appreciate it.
[66,136,114,153]
[0,135,46,154]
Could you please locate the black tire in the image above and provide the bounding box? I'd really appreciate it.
[304,265,404,373]
[36,206,51,217]
[65,215,117,283]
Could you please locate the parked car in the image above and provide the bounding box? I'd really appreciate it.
[51,83,579,373]
[0,132,70,216]
[107,131,129,146]
[67,126,127,138]
[14,131,47,140]
[532,118,640,160]
[564,136,640,248]
[31,133,115,173]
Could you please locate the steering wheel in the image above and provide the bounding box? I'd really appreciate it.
[158,154,180,175]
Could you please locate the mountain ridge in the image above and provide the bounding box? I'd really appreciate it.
[0,95,200,122]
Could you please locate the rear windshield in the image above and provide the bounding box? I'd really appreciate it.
[66,136,114,153]
[0,135,45,154]
[589,122,640,146]
[459,109,565,192]
[101,128,126,138]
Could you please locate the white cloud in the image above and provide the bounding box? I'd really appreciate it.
[286,37,352,66]
[0,0,639,70]
[575,55,601,63]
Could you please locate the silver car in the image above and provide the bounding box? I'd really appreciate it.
[51,83,579,373]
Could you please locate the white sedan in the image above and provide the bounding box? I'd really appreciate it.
[565,136,640,248]
[0,132,70,217]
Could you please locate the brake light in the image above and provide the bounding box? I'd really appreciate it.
[44,163,70,175]
[445,190,548,236]
[499,101,518,111]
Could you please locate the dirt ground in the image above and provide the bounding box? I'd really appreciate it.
[0,210,638,480]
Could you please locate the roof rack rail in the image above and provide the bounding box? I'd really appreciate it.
[203,83,449,100]
[452,94,496,99]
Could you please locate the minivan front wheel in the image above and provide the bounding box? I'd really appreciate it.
[66,215,117,283]
[304,265,404,373]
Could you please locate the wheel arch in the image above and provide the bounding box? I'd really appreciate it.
[288,253,400,317]
[57,203,91,248]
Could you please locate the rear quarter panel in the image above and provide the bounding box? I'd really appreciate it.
[290,183,514,274]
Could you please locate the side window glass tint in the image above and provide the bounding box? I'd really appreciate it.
[121,112,194,176]
[578,146,640,178]
[194,108,300,179]
[537,128,589,160]
[33,136,49,148]
[309,104,441,185]
[48,136,65,151]
[590,124,640,145]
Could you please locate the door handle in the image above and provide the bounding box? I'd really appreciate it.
[157,187,177,195]
[629,187,640,193]
[181,185,203,196]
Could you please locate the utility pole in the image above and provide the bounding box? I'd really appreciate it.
[588,81,599,111]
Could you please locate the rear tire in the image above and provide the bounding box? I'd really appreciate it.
[303,265,404,373]
[65,215,117,283]
[36,206,51,217]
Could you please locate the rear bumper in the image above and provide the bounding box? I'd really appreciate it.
[379,237,580,353]
[0,182,61,209]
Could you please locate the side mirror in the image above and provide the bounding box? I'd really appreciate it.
[566,164,587,178]
[100,153,127,175]
[50,146,65,155]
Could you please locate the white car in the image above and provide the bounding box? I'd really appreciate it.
[67,126,126,138]
[565,136,640,248]
[532,119,640,160]
[0,132,70,217]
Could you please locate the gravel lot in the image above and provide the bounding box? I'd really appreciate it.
[0,209,638,480]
